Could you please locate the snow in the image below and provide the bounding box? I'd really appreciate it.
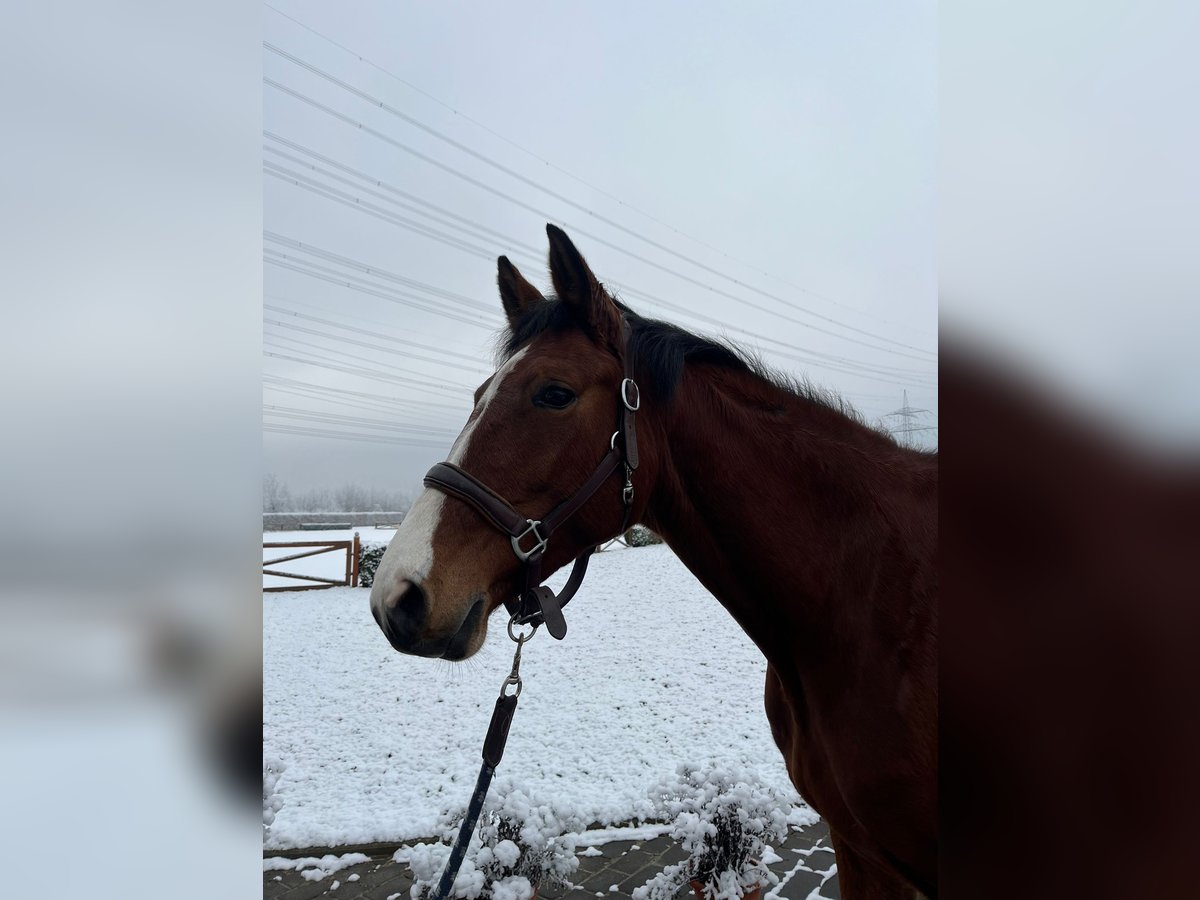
[491,875,534,900]
[574,824,673,845]
[491,839,521,868]
[264,543,812,849]
[263,756,287,832]
[263,852,370,881]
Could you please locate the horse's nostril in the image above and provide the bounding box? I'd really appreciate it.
[384,579,427,639]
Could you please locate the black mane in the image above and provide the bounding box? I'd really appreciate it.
[499,296,869,426]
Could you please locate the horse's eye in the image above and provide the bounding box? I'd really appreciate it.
[533,384,577,410]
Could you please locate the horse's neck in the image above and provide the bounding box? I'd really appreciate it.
[642,365,930,676]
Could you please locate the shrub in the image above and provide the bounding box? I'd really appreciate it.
[628,525,664,547]
[406,779,583,900]
[357,541,388,588]
[632,764,790,900]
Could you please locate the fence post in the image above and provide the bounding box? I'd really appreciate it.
[351,531,361,587]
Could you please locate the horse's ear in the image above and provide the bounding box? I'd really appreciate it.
[497,256,546,326]
[546,224,621,345]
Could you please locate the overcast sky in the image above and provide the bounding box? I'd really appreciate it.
[263,1,937,495]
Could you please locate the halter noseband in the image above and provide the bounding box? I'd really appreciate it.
[422,318,640,640]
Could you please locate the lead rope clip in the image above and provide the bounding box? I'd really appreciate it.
[501,616,536,698]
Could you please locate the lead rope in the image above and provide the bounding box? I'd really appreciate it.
[428,616,537,900]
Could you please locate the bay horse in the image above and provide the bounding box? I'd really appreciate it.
[370,225,938,899]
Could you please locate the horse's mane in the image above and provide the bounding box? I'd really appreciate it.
[498,294,877,432]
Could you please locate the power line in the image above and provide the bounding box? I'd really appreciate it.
[264,293,490,356]
[263,44,936,352]
[264,253,498,331]
[265,203,935,382]
[263,331,476,394]
[265,230,506,314]
[265,137,545,262]
[267,230,935,387]
[262,143,934,380]
[262,385,465,440]
[266,196,934,383]
[262,346,475,404]
[264,422,453,449]
[265,156,513,265]
[264,165,514,270]
[262,2,934,342]
[264,303,489,367]
[262,374,466,417]
[264,382,461,424]
[264,326,475,389]
[263,74,936,362]
[263,405,460,437]
[264,315,490,376]
[264,374,445,406]
[266,159,937,371]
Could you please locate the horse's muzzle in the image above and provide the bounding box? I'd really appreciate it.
[372,579,484,660]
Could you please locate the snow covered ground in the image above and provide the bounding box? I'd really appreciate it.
[263,543,811,850]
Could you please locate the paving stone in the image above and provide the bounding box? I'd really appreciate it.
[773,867,824,898]
[367,869,415,898]
[610,865,651,894]
[804,850,836,871]
[598,841,636,861]
[605,852,649,876]
[274,876,343,900]
[574,864,608,883]
[578,869,625,895]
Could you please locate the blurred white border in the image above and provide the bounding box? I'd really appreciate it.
[0,2,261,897]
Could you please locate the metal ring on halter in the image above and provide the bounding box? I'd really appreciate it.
[507,616,538,643]
[621,378,641,411]
[510,519,548,562]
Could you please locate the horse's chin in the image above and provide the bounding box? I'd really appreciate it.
[439,596,488,661]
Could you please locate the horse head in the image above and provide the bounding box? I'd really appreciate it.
[369,225,652,659]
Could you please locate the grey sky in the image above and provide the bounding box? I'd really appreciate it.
[263,1,937,494]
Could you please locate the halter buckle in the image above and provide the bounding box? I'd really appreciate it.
[510,519,548,562]
[621,378,641,412]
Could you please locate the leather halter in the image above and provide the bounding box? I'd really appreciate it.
[422,318,640,641]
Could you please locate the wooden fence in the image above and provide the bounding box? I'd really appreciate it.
[263,533,361,592]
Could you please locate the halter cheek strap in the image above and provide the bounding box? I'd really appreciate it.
[422,318,640,640]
